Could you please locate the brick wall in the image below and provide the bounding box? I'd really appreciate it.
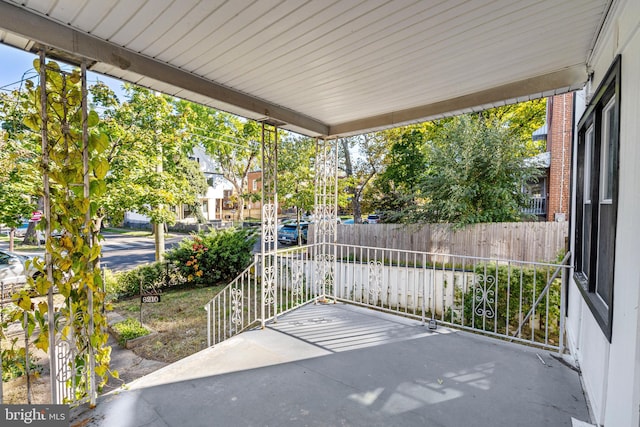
[546,92,573,222]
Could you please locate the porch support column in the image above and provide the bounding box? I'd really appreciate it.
[260,122,279,327]
[313,138,339,300]
[40,48,58,406]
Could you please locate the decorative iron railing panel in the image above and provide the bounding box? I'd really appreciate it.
[204,259,260,347]
[331,244,569,351]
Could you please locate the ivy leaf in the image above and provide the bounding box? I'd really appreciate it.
[37,301,48,317]
[95,364,107,377]
[93,158,109,179]
[89,132,109,153]
[90,179,107,197]
[35,333,49,352]
[17,295,32,311]
[88,110,100,127]
[23,114,40,132]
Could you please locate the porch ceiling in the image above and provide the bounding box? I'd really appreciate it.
[0,0,611,137]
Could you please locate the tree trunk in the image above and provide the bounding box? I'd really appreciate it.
[22,221,38,246]
[8,228,15,252]
[352,195,362,224]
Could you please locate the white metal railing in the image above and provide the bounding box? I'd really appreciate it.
[328,244,569,351]
[204,246,322,346]
[206,243,569,351]
[204,258,260,347]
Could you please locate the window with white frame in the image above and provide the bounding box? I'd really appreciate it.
[574,55,620,341]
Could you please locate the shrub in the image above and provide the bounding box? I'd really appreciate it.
[166,227,257,287]
[108,262,168,299]
[111,318,150,346]
[1,338,41,382]
[458,263,561,340]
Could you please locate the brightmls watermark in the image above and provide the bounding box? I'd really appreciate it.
[0,405,69,426]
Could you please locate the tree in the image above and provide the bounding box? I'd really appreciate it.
[483,99,547,155]
[339,133,388,223]
[371,128,427,222]
[178,101,260,221]
[416,114,539,224]
[278,134,315,217]
[91,85,207,230]
[0,91,40,249]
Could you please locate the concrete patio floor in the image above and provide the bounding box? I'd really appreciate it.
[72,303,591,427]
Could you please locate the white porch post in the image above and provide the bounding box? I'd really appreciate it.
[260,122,279,327]
[313,138,339,301]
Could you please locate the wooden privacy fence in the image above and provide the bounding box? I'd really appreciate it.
[312,221,568,263]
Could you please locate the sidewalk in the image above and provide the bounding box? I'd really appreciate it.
[102,312,168,394]
[0,312,166,405]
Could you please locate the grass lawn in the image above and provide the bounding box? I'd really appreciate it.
[0,235,43,252]
[110,285,224,363]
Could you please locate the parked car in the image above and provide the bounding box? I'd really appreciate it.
[343,218,355,224]
[14,222,29,237]
[0,249,39,285]
[366,214,381,224]
[277,222,310,245]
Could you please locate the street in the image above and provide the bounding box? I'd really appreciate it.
[100,233,183,271]
[1,232,184,272]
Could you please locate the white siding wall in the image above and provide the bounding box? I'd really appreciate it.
[567,0,640,425]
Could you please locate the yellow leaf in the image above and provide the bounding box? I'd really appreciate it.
[94,158,109,179]
[38,301,48,316]
[17,295,32,311]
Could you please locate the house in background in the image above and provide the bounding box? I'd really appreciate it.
[123,145,233,228]
[244,170,263,219]
[523,92,573,222]
[221,170,299,220]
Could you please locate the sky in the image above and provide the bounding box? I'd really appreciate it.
[0,42,127,100]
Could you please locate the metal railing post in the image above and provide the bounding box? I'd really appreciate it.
[559,265,567,355]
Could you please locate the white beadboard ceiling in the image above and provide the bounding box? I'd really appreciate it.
[0,0,612,137]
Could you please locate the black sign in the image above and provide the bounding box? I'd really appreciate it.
[141,294,161,303]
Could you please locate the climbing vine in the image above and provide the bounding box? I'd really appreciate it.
[7,57,114,403]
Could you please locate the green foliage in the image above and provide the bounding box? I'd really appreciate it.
[0,90,40,245]
[178,101,260,221]
[18,57,112,400]
[107,262,169,299]
[1,337,42,382]
[363,100,546,225]
[372,129,427,222]
[278,135,315,213]
[111,318,150,346]
[483,99,547,155]
[456,263,561,341]
[90,84,208,226]
[166,228,257,287]
[339,133,388,222]
[416,115,540,225]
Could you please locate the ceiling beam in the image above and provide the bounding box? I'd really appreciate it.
[329,66,587,137]
[0,1,329,136]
